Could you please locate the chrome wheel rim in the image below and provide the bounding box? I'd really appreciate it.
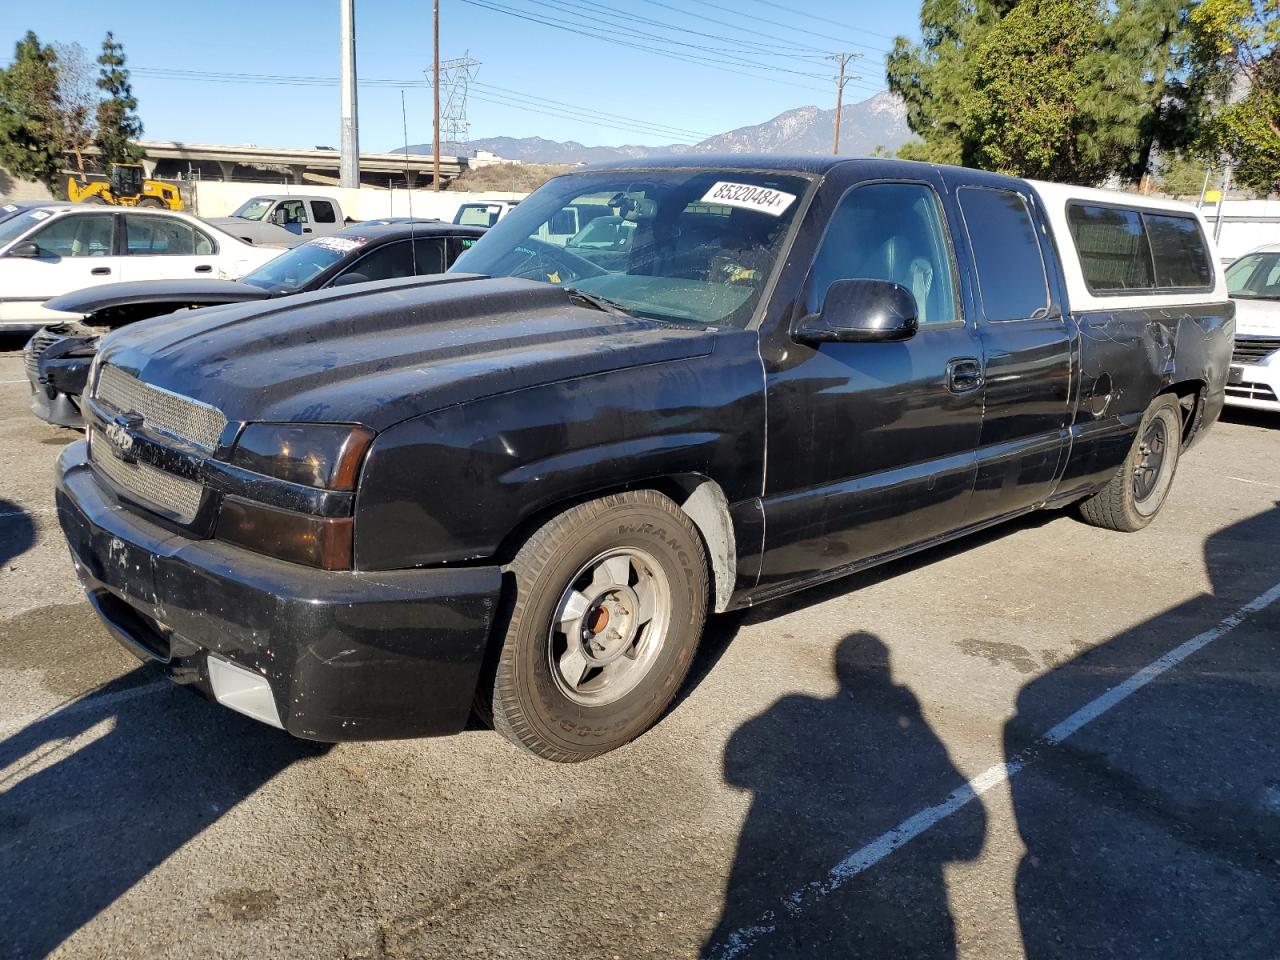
[548,547,672,706]
[1133,416,1168,504]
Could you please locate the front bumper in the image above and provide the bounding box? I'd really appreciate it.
[1225,360,1280,413]
[56,440,502,741]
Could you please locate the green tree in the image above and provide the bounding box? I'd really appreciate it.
[1156,151,1212,195]
[95,32,142,166]
[1192,0,1280,195]
[0,31,64,192]
[889,0,1207,183]
[963,0,1120,182]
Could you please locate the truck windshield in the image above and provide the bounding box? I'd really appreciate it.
[232,198,274,222]
[1226,252,1280,300]
[451,170,810,327]
[240,236,364,291]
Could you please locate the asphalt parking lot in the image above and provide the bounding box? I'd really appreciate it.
[2,333,1279,960]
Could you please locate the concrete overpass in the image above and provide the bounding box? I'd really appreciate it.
[134,140,465,188]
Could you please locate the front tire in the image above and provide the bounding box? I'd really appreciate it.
[1078,394,1183,531]
[486,491,708,762]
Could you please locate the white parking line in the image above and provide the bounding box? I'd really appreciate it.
[0,379,31,384]
[706,580,1280,960]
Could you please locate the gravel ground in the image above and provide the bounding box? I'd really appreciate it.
[2,333,1279,960]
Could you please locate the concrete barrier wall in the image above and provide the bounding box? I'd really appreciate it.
[190,181,527,222]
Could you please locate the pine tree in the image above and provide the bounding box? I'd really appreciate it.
[0,31,64,192]
[94,32,142,167]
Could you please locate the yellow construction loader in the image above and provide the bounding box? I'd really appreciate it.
[67,163,184,211]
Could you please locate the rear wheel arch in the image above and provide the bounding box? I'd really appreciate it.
[1160,378,1206,445]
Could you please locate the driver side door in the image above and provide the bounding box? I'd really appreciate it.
[756,172,985,592]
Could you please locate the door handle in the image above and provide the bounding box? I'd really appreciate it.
[194,264,212,273]
[946,357,984,393]
[91,267,111,276]
[302,227,312,233]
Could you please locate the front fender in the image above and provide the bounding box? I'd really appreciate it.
[352,332,764,571]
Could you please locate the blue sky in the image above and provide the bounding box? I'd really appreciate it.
[2,1,919,151]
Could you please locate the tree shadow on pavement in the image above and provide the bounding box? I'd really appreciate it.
[1006,502,1280,959]
[0,670,327,959]
[701,632,985,960]
[0,498,36,570]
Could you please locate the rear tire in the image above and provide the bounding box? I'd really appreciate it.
[1078,394,1183,532]
[485,491,708,762]
[138,197,164,208]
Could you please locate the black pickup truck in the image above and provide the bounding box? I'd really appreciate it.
[55,157,1233,761]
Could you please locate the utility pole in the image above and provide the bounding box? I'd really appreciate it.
[339,0,360,189]
[433,0,441,191]
[827,52,860,155]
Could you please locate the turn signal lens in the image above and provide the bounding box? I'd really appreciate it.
[217,496,353,570]
[230,423,374,490]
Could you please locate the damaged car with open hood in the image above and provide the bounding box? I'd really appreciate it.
[56,157,1233,761]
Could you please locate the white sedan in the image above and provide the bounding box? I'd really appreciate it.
[1225,243,1280,414]
[0,205,279,330]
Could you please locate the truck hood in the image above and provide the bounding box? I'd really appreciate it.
[1231,296,1280,338]
[44,279,272,316]
[96,274,719,431]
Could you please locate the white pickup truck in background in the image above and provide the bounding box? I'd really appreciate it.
[206,195,348,247]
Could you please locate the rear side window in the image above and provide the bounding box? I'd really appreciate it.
[1143,213,1211,289]
[957,187,1050,321]
[1067,204,1153,292]
[447,235,480,265]
[311,201,337,224]
[1067,203,1211,293]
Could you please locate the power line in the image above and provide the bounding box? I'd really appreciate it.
[456,0,834,95]
[739,0,902,45]
[682,0,895,59]
[126,67,709,144]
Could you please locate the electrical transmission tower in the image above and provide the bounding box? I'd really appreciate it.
[427,54,481,155]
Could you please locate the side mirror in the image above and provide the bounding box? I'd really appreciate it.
[793,278,919,345]
[7,241,41,258]
[331,272,369,287]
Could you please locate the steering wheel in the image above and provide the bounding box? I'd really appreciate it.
[497,238,607,285]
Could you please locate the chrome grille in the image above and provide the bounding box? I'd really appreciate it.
[95,364,227,450]
[89,432,204,523]
[24,330,61,382]
[1232,337,1280,366]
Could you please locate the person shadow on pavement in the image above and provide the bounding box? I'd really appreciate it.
[0,498,36,570]
[0,669,327,959]
[1006,502,1280,959]
[703,632,986,960]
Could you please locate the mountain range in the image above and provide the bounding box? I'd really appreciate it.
[398,92,913,165]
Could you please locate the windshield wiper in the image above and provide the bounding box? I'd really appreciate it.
[564,286,637,318]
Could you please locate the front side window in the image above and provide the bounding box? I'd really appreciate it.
[278,200,308,225]
[340,238,448,282]
[958,187,1050,322]
[805,181,959,326]
[1226,252,1280,300]
[125,216,215,256]
[28,214,115,258]
[453,170,809,328]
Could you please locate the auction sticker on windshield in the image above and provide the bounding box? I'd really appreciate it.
[700,181,796,216]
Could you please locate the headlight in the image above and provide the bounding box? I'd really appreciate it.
[229,422,374,490]
[216,422,374,570]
